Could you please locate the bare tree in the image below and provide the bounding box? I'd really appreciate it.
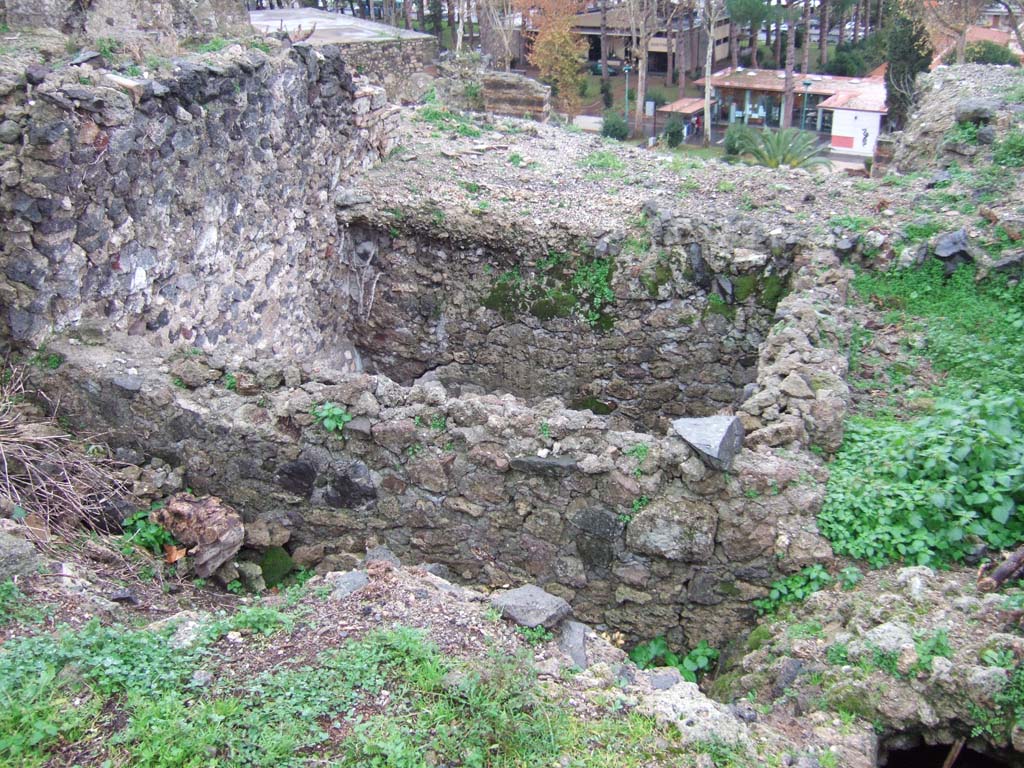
[801,0,811,73]
[703,0,727,147]
[994,0,1024,51]
[601,0,611,80]
[479,0,518,69]
[456,0,467,50]
[911,0,989,62]
[819,0,829,67]
[626,0,659,133]
[782,0,797,126]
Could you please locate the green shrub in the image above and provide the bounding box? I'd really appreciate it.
[945,121,979,145]
[724,123,753,156]
[821,393,1024,566]
[994,130,1024,167]
[733,127,831,169]
[944,40,1020,67]
[663,115,685,148]
[601,110,629,140]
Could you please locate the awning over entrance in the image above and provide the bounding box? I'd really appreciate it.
[656,97,706,116]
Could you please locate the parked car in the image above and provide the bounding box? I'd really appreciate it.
[589,62,621,76]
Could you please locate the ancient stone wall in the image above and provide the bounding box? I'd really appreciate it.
[0,44,397,367]
[5,0,251,39]
[337,201,795,432]
[36,320,833,647]
[335,38,438,104]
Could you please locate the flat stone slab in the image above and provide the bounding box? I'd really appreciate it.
[671,415,744,471]
[325,570,369,600]
[490,584,571,629]
[509,455,577,476]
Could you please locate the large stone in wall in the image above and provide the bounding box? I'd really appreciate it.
[625,497,716,563]
[482,72,551,122]
[671,415,744,471]
[6,0,251,39]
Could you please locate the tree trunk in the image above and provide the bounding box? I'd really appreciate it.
[820,0,829,66]
[417,0,426,32]
[997,1,1024,52]
[677,15,687,97]
[837,8,845,47]
[703,11,714,147]
[730,20,739,68]
[404,0,412,28]
[782,1,796,127]
[978,543,1024,591]
[852,0,860,44]
[447,0,456,47]
[601,0,609,79]
[456,0,465,51]
[750,28,759,67]
[432,0,443,43]
[802,0,810,73]
[774,19,782,64]
[635,39,650,135]
[690,11,699,71]
[956,29,967,62]
[666,22,675,86]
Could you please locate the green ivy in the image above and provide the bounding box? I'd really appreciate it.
[628,637,719,683]
[753,565,834,615]
[121,504,177,555]
[820,394,1024,567]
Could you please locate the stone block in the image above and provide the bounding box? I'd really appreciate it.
[625,498,716,563]
[671,415,744,471]
[490,584,571,628]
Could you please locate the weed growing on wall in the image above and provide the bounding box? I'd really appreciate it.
[753,565,834,615]
[629,637,719,683]
[312,402,353,438]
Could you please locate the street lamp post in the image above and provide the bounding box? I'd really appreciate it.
[800,79,812,131]
[623,64,632,122]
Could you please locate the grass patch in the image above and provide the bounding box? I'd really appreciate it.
[0,607,696,767]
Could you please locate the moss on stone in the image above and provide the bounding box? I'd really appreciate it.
[758,274,787,311]
[259,546,294,588]
[821,682,879,720]
[570,396,616,415]
[732,274,759,302]
[745,624,773,652]
[718,580,741,598]
[481,280,522,320]
[529,290,576,320]
[705,294,737,322]
[708,670,743,702]
[641,262,673,297]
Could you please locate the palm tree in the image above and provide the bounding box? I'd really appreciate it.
[735,127,832,169]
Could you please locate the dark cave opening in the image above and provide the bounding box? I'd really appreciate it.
[882,743,1011,768]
